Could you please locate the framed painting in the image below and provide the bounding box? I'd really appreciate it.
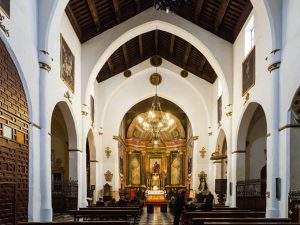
[0,0,10,17]
[242,47,255,95]
[60,35,75,92]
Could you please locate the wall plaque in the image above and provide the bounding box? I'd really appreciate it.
[2,124,12,139]
[242,47,255,95]
[60,35,75,92]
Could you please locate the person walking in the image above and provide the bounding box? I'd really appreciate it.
[173,189,186,225]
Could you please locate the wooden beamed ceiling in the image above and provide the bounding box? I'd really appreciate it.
[97,29,217,83]
[66,0,253,83]
[66,0,253,43]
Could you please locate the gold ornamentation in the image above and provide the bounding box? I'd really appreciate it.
[105,147,112,158]
[199,147,206,159]
[124,70,132,78]
[180,70,188,78]
[104,170,113,182]
[150,55,162,67]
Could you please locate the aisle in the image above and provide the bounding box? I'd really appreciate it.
[139,206,174,225]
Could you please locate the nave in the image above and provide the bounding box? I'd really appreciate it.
[1,0,300,225]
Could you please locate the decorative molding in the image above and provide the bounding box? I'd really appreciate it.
[48,132,52,136]
[225,104,232,117]
[81,110,88,116]
[279,124,300,131]
[0,12,9,37]
[149,73,162,86]
[39,50,52,72]
[105,147,112,158]
[199,147,206,159]
[90,159,99,163]
[30,122,41,129]
[68,149,82,152]
[231,150,246,154]
[268,62,281,73]
[124,70,132,78]
[243,92,250,105]
[64,91,73,104]
[104,170,113,182]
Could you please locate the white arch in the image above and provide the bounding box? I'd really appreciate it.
[83,11,232,107]
[100,66,211,127]
[51,100,78,150]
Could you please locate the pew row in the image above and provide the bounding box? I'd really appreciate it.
[69,209,139,224]
[19,222,130,225]
[191,217,294,225]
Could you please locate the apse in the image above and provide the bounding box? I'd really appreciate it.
[118,96,194,193]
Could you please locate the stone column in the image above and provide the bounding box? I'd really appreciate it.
[230,150,246,208]
[38,50,53,222]
[266,49,281,218]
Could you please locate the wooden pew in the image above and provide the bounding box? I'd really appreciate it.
[19,222,130,225]
[69,209,139,224]
[183,210,265,224]
[191,217,294,225]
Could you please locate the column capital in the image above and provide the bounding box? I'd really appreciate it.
[267,49,281,73]
[38,50,52,72]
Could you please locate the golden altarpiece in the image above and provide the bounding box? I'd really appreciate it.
[117,105,193,193]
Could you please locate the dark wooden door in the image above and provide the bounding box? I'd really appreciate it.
[0,38,29,224]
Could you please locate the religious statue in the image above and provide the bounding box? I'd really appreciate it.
[171,157,181,185]
[151,174,160,190]
[130,157,140,185]
[152,161,160,174]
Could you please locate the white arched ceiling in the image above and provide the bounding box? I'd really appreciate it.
[82,8,232,107]
[99,67,210,136]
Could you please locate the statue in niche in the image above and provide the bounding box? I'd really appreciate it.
[130,157,140,185]
[152,161,160,174]
[171,157,181,185]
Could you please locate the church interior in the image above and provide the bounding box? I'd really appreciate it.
[0,0,300,224]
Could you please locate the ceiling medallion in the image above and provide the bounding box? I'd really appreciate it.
[180,70,188,78]
[150,73,162,86]
[154,0,192,13]
[150,55,162,67]
[124,70,132,78]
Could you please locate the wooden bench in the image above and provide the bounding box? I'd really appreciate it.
[69,209,139,224]
[191,217,294,225]
[19,222,131,225]
[200,223,299,225]
[183,210,265,224]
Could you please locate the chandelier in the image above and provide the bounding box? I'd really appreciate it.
[137,84,174,144]
[154,0,192,13]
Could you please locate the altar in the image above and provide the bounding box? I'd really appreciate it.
[145,190,168,213]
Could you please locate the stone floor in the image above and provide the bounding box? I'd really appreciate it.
[139,206,174,225]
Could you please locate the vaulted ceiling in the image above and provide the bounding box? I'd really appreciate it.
[97,29,217,83]
[66,0,252,83]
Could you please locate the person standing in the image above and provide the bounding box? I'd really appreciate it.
[173,189,186,225]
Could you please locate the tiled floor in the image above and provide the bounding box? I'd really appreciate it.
[139,206,174,225]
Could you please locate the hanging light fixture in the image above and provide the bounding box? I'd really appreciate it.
[137,74,174,142]
[154,0,192,13]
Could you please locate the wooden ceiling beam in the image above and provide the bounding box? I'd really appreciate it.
[169,34,175,56]
[112,0,121,23]
[65,5,82,40]
[155,30,159,54]
[134,0,141,13]
[183,43,192,66]
[234,1,253,39]
[194,0,204,24]
[122,44,129,67]
[107,58,114,74]
[214,0,230,32]
[138,35,144,58]
[86,0,100,30]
